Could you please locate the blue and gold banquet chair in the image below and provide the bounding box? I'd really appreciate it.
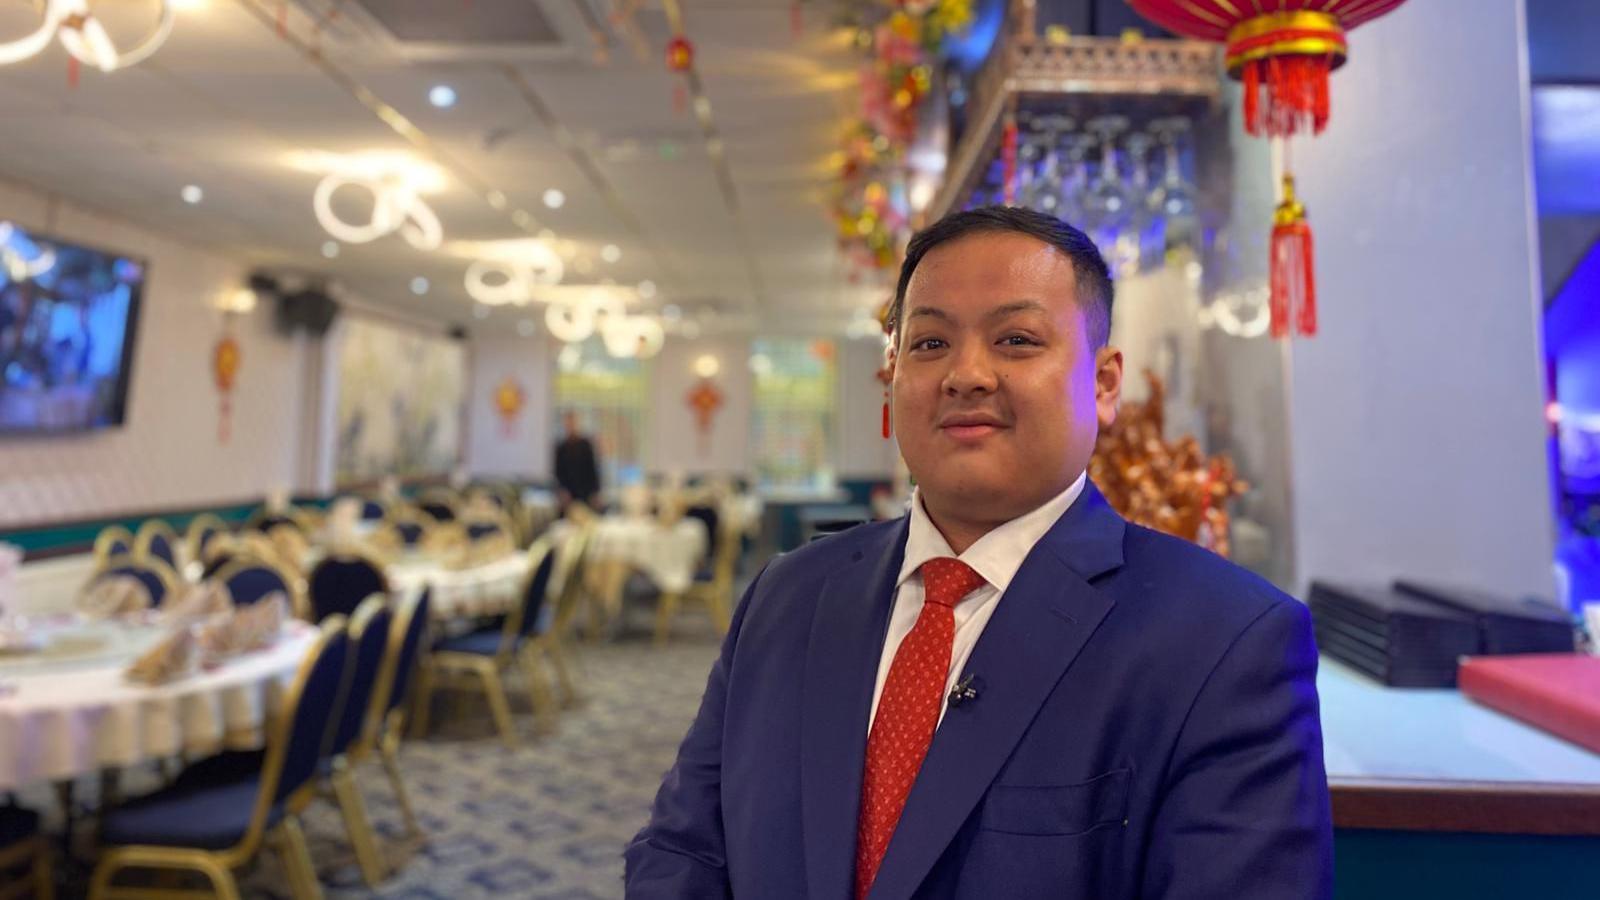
[307,551,389,623]
[212,556,307,618]
[92,556,182,609]
[132,520,181,572]
[92,526,135,572]
[414,540,559,745]
[0,802,53,900]
[87,619,351,900]
[322,596,393,886]
[184,514,230,573]
[364,587,431,844]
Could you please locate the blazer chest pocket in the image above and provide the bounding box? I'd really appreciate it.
[978,768,1131,836]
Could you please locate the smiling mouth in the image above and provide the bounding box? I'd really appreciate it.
[941,422,1004,441]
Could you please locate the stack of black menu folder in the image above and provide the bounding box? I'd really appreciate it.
[1309,580,1577,688]
[1308,581,1480,687]
[1392,580,1574,655]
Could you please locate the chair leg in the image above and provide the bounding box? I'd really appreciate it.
[478,665,519,748]
[546,635,580,706]
[654,592,682,646]
[409,663,435,738]
[517,646,558,734]
[378,726,423,842]
[710,586,732,636]
[330,759,386,887]
[194,855,242,900]
[31,838,54,900]
[276,818,324,900]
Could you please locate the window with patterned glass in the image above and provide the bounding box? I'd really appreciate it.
[552,338,649,494]
[751,338,838,489]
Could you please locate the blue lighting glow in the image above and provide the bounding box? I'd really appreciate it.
[943,0,1004,72]
[429,85,457,109]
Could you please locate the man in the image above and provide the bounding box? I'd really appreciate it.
[553,409,602,510]
[625,207,1331,899]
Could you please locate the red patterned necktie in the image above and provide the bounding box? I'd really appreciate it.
[854,557,987,899]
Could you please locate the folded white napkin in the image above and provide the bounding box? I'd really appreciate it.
[78,575,153,620]
[125,628,197,685]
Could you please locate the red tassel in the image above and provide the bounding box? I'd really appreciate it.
[1001,117,1018,205]
[277,1,288,36]
[673,81,687,114]
[1242,61,1260,136]
[67,56,79,89]
[882,396,891,439]
[791,1,803,38]
[1270,175,1316,338]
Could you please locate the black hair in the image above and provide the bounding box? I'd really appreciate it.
[888,205,1114,348]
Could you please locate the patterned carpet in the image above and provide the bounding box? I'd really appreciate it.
[28,613,725,899]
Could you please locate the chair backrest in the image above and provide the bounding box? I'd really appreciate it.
[133,520,181,569]
[327,596,392,760]
[93,525,135,570]
[395,521,426,547]
[186,514,229,567]
[309,554,389,623]
[215,557,297,610]
[504,541,558,649]
[549,526,594,633]
[686,505,720,563]
[360,498,386,521]
[418,500,456,523]
[383,587,432,719]
[251,510,303,534]
[224,619,347,857]
[98,557,180,608]
[464,520,504,541]
[268,620,350,808]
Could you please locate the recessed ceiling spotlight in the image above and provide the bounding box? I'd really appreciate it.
[181,184,203,204]
[600,244,621,263]
[429,85,457,108]
[410,277,430,295]
[637,280,657,299]
[517,319,537,337]
[542,188,566,209]
[321,241,340,258]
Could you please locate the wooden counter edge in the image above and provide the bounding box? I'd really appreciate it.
[1331,776,1600,835]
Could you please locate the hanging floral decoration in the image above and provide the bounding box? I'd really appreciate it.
[829,0,973,275]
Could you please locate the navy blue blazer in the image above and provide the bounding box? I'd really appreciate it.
[625,483,1331,899]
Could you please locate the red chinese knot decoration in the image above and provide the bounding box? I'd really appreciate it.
[687,379,723,457]
[493,377,526,437]
[213,334,241,444]
[1129,0,1408,339]
[665,35,694,72]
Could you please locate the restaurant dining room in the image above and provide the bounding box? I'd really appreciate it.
[1,1,1598,898]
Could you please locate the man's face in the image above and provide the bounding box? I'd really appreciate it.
[890,231,1121,525]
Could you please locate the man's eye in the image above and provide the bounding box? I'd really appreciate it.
[912,338,947,351]
[999,334,1039,346]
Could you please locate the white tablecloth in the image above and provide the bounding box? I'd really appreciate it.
[0,621,319,790]
[551,516,706,593]
[387,552,532,620]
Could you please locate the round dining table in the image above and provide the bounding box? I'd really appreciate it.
[386,551,534,620]
[0,616,319,792]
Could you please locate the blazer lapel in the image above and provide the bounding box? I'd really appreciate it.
[867,485,1127,900]
[801,518,908,900]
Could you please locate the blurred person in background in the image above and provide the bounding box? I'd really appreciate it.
[554,408,602,512]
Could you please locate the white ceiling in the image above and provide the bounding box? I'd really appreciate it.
[0,0,892,334]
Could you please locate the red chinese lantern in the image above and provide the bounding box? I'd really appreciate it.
[686,379,724,457]
[666,35,694,72]
[1128,0,1409,338]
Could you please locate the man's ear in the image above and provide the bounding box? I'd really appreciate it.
[1094,346,1123,429]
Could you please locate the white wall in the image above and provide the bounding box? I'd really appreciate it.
[646,335,754,477]
[1287,0,1555,597]
[0,177,303,526]
[465,334,555,480]
[837,335,901,480]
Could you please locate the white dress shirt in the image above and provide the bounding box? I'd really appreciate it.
[867,472,1088,734]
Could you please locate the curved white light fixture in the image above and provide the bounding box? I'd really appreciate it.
[601,313,665,359]
[464,242,565,306]
[544,293,623,343]
[0,1,176,73]
[312,173,442,250]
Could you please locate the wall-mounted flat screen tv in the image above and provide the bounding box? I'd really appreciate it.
[0,222,146,433]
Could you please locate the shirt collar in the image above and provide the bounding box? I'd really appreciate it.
[898,471,1088,594]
